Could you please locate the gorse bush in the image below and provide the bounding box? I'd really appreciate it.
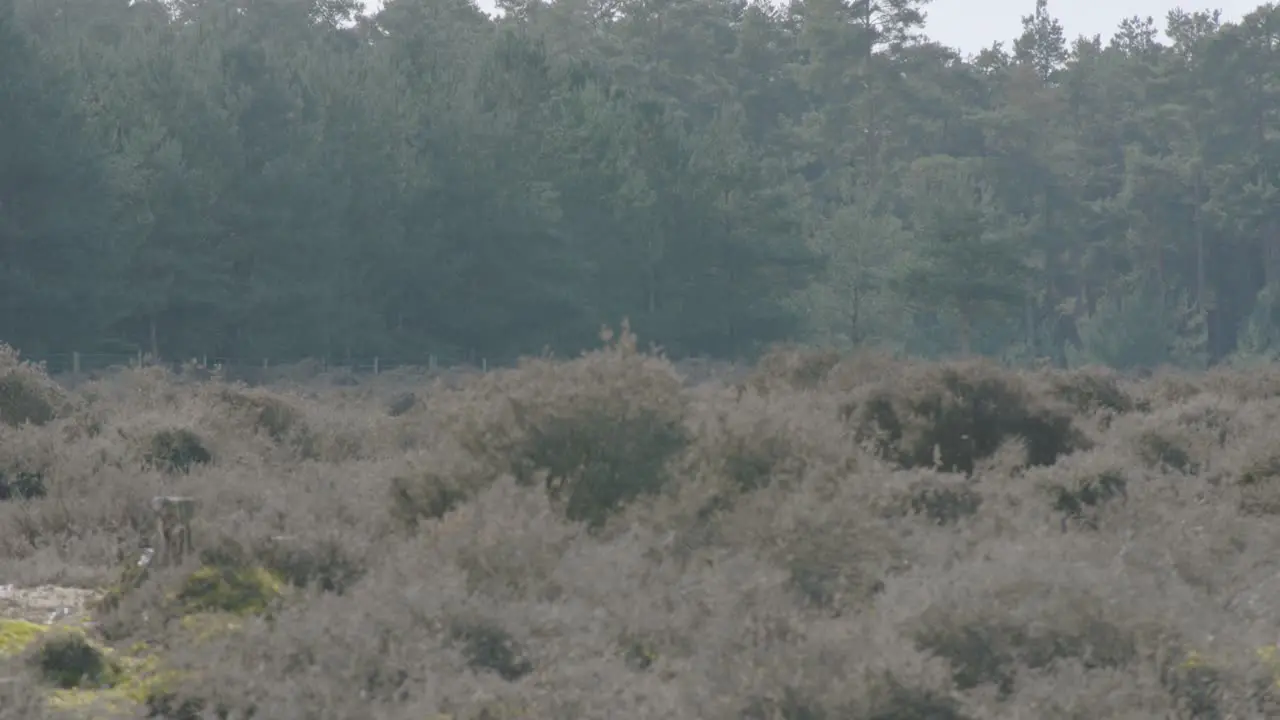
[143,428,212,473]
[842,360,1086,474]
[450,322,690,527]
[27,629,120,690]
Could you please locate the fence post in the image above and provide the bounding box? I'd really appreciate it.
[428,354,436,371]
[263,358,269,371]
[373,357,379,375]
[72,351,80,375]
[481,358,488,372]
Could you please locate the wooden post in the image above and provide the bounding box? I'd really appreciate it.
[428,354,436,371]
[373,357,380,375]
[263,358,269,370]
[150,496,198,567]
[72,351,80,375]
[481,358,488,372]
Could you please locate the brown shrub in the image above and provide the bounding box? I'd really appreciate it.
[1042,365,1135,415]
[881,471,983,526]
[745,345,843,393]
[216,386,310,445]
[1117,395,1246,476]
[842,360,1087,474]
[898,540,1178,702]
[3,342,1280,720]
[1026,451,1130,531]
[1219,426,1280,516]
[715,476,907,612]
[386,445,493,531]
[682,386,856,498]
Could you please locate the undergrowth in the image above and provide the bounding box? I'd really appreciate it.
[3,333,1280,718]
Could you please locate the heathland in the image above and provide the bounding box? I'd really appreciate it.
[4,334,1280,718]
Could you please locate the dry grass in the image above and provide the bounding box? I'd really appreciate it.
[3,332,1280,718]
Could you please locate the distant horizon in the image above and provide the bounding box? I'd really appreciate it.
[363,0,1255,56]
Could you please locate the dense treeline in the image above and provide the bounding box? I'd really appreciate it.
[2,0,1279,369]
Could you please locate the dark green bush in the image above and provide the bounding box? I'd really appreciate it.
[1047,468,1128,530]
[450,618,533,681]
[843,360,1087,474]
[387,457,491,531]
[145,428,212,473]
[454,323,689,527]
[912,603,1137,700]
[28,630,120,690]
[218,387,306,443]
[0,468,46,501]
[892,475,983,526]
[1133,429,1194,473]
[863,675,973,720]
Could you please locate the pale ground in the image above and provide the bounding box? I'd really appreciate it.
[0,585,101,627]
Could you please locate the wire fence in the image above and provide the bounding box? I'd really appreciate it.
[22,350,749,388]
[25,351,505,379]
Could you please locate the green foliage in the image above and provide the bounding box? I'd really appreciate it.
[912,612,1135,698]
[388,467,478,530]
[144,428,212,473]
[1072,279,1202,371]
[0,0,1275,371]
[1047,468,1128,529]
[0,618,46,657]
[1235,444,1280,515]
[893,156,1028,355]
[0,468,46,501]
[891,475,984,526]
[173,565,285,617]
[28,630,121,690]
[456,324,690,527]
[863,675,974,720]
[449,618,534,682]
[843,361,1086,474]
[1133,429,1195,474]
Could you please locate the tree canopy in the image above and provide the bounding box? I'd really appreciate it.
[3,0,1279,370]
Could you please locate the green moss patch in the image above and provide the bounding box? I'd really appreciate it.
[172,565,286,616]
[0,617,47,656]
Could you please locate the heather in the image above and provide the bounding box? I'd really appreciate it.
[3,336,1280,719]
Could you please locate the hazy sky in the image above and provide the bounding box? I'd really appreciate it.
[367,0,1258,55]
[923,0,1254,55]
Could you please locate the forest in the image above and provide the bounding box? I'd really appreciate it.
[3,0,1280,369]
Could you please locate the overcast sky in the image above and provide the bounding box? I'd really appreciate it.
[367,0,1258,56]
[923,0,1255,55]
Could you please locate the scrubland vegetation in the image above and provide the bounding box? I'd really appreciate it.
[6,333,1280,718]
